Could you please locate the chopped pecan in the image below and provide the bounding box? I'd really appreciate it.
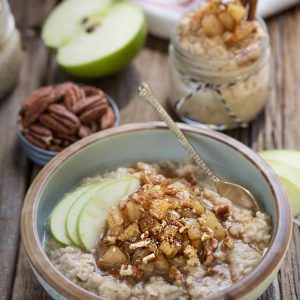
[79,103,107,124]
[212,205,230,221]
[142,253,156,264]
[101,106,115,129]
[129,239,151,250]
[119,264,140,277]
[168,266,184,285]
[202,238,218,265]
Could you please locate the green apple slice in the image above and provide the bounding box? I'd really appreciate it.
[42,0,113,48]
[259,150,300,171]
[259,152,300,216]
[50,183,95,245]
[78,176,140,251]
[66,181,109,246]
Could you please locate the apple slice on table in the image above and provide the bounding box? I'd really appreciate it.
[259,150,300,217]
[50,183,95,245]
[259,150,300,171]
[78,176,140,251]
[42,0,147,78]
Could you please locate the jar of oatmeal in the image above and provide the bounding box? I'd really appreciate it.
[169,1,271,130]
[0,0,22,99]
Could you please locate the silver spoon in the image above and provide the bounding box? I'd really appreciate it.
[138,83,259,211]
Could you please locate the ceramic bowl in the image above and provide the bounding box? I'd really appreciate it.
[21,122,292,300]
[17,94,120,167]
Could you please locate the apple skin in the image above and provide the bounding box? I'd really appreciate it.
[58,19,147,78]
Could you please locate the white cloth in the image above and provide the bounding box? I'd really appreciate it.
[132,0,300,38]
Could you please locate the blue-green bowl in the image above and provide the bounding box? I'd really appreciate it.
[21,122,292,300]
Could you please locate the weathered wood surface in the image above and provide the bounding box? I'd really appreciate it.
[0,0,298,299]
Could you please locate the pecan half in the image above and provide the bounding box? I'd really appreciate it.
[83,86,105,97]
[25,133,47,149]
[101,106,115,129]
[21,86,53,113]
[72,95,107,114]
[28,124,52,137]
[22,90,61,127]
[64,84,85,110]
[79,103,107,124]
[48,104,80,134]
[39,114,74,135]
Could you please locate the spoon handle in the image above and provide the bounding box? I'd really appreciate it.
[138,83,219,183]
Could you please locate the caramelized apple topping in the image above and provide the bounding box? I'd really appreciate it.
[97,167,230,283]
[178,0,264,60]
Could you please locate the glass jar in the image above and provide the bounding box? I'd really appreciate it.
[0,0,22,99]
[168,17,271,130]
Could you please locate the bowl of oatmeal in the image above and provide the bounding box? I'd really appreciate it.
[21,122,292,300]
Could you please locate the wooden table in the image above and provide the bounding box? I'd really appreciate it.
[1,0,300,299]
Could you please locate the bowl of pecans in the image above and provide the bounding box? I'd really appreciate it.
[17,82,119,166]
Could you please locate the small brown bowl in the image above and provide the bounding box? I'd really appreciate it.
[21,122,292,300]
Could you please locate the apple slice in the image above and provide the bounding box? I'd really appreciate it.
[42,1,146,78]
[66,181,110,246]
[259,151,300,216]
[50,183,95,245]
[78,176,140,251]
[259,150,300,171]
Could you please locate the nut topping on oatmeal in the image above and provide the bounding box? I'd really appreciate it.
[96,164,238,283]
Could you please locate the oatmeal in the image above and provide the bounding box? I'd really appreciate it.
[168,0,271,129]
[46,161,272,299]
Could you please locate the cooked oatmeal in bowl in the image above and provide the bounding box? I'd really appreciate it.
[45,161,272,300]
[20,123,292,300]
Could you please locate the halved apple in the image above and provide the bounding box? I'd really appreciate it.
[42,0,147,78]
[78,176,140,251]
[259,150,300,216]
[50,183,95,245]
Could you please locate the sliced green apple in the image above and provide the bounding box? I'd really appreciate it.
[49,183,95,245]
[66,181,109,246]
[259,150,300,171]
[42,1,147,78]
[78,176,140,251]
[259,151,300,216]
